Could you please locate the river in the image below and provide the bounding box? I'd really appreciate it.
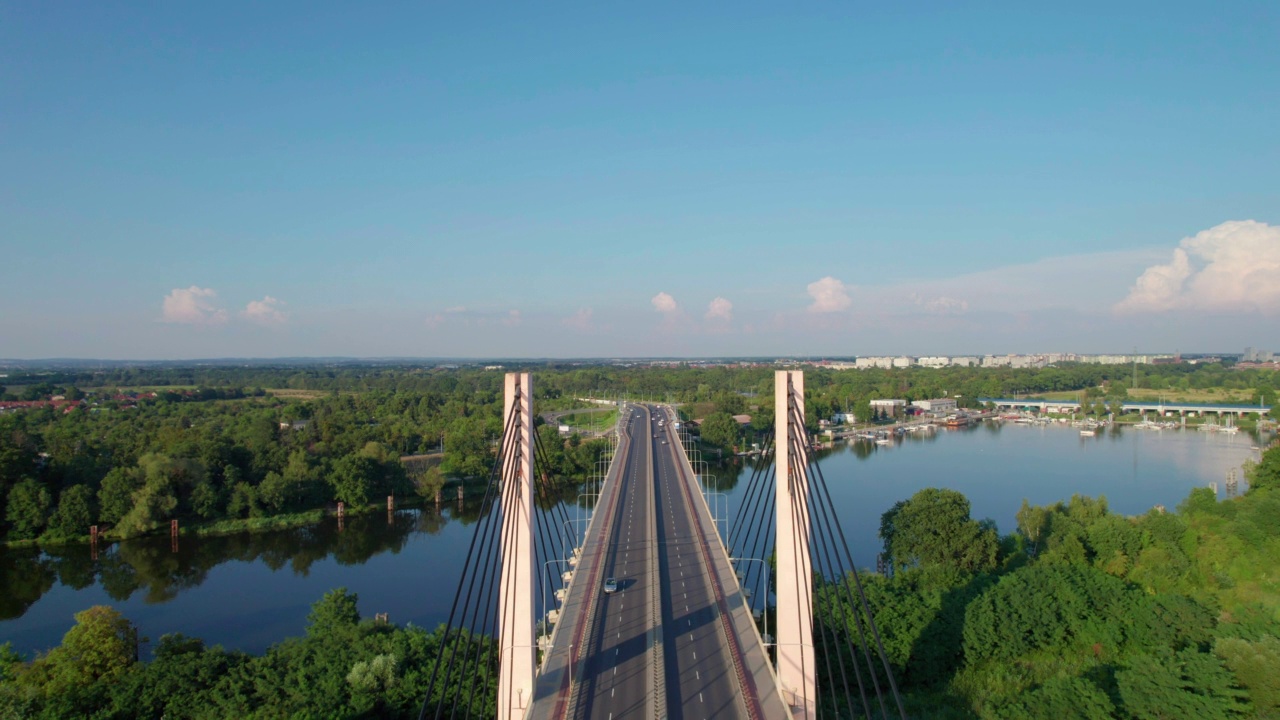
[0,422,1266,657]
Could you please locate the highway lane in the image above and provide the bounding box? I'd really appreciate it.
[652,409,749,720]
[576,406,656,720]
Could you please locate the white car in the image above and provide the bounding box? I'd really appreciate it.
[603,578,619,594]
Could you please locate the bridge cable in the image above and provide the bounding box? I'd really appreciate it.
[449,409,525,720]
[778,435,849,712]
[788,399,908,720]
[783,404,875,719]
[786,428,871,720]
[418,405,521,720]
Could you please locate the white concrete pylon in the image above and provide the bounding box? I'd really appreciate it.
[498,373,536,720]
[775,370,816,719]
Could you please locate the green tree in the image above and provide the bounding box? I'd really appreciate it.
[5,478,52,540]
[1215,635,1280,715]
[880,488,998,575]
[46,484,96,541]
[992,675,1116,719]
[306,587,360,637]
[44,605,139,689]
[97,467,141,525]
[700,412,740,452]
[1116,649,1249,719]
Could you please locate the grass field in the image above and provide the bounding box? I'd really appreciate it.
[1039,387,1254,403]
[559,408,619,430]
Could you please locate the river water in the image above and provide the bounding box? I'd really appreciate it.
[0,422,1265,657]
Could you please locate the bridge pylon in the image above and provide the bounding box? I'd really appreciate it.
[498,373,536,720]
[775,370,816,718]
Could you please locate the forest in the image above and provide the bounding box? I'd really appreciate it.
[821,442,1280,718]
[1,445,1275,718]
[0,361,1277,717]
[1,360,1275,544]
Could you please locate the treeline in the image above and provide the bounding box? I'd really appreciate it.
[0,588,492,719]
[820,443,1280,717]
[3,362,1274,543]
[1,368,609,544]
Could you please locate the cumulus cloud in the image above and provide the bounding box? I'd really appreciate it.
[161,286,228,325]
[807,276,852,313]
[651,292,679,314]
[503,310,522,327]
[705,297,733,323]
[242,296,289,326]
[563,307,594,332]
[1115,220,1280,314]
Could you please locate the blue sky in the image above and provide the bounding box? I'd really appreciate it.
[3,2,1277,359]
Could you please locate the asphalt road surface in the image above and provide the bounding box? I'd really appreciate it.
[577,407,656,719]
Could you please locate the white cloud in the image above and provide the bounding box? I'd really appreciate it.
[563,307,594,332]
[705,297,733,323]
[910,293,970,315]
[1116,220,1280,314]
[651,292,679,314]
[242,296,289,326]
[503,309,522,327]
[806,276,852,313]
[161,287,228,325]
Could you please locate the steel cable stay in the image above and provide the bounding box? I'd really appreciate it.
[419,405,523,720]
[449,406,527,720]
[785,401,876,718]
[782,437,851,719]
[786,417,871,719]
[787,398,902,717]
[786,397,907,720]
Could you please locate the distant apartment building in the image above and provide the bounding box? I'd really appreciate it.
[1244,347,1274,363]
[892,356,913,368]
[951,356,978,367]
[917,356,950,368]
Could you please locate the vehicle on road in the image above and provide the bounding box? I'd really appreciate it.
[603,578,618,594]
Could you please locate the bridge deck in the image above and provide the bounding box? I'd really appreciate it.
[530,405,788,720]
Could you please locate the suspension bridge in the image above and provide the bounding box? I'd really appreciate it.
[420,372,906,719]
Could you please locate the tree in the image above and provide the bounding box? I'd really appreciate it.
[700,412,740,452]
[880,488,998,575]
[306,587,360,637]
[1116,649,1249,719]
[1215,635,1280,715]
[44,605,139,689]
[5,478,52,540]
[97,467,141,525]
[330,454,380,507]
[47,484,96,541]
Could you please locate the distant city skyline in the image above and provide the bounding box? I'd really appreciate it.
[3,4,1277,359]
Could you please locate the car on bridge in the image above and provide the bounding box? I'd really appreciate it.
[603,577,618,594]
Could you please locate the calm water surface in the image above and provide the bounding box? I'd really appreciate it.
[0,423,1265,657]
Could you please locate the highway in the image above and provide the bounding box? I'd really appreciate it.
[533,404,782,720]
[651,408,750,719]
[575,406,657,719]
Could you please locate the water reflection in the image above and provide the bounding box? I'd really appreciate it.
[0,501,489,622]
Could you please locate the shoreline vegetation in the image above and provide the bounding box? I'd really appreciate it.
[0,362,1277,716]
[1,361,1273,549]
[1,444,1276,718]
